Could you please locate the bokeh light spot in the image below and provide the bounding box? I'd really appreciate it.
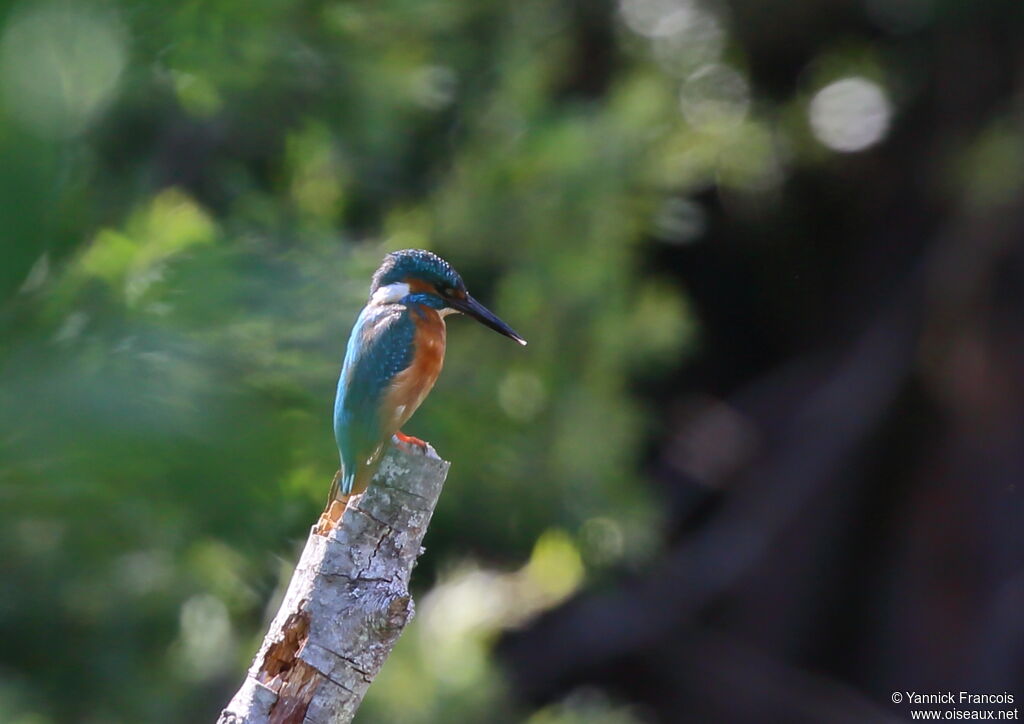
[679,64,750,131]
[0,2,126,138]
[580,517,625,566]
[620,0,699,38]
[653,197,706,243]
[173,72,223,117]
[809,77,892,153]
[650,5,725,77]
[410,65,457,110]
[523,529,585,601]
[174,594,233,681]
[499,370,547,422]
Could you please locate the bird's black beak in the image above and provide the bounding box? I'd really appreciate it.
[450,293,527,346]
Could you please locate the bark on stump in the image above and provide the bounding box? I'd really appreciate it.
[218,439,450,724]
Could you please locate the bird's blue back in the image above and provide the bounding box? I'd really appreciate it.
[333,302,416,495]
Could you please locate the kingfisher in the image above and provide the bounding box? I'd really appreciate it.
[325,249,526,517]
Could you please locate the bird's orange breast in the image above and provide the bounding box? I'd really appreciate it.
[380,305,446,436]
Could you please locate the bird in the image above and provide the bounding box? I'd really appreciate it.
[323,249,526,523]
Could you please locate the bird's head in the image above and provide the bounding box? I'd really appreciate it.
[369,249,527,346]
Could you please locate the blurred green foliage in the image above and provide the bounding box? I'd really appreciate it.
[0,0,800,721]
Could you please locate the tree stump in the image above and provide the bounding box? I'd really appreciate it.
[218,439,450,724]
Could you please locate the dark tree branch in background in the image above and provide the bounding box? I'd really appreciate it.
[218,441,450,724]
[499,291,919,708]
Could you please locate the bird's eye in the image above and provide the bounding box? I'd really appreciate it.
[439,286,455,297]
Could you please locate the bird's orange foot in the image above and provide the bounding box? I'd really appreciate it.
[394,430,428,450]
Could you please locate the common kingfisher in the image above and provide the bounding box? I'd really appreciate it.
[327,249,526,510]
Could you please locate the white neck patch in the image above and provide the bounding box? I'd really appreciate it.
[371,281,461,318]
[371,282,410,305]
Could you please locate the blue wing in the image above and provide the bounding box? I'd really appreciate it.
[333,303,415,495]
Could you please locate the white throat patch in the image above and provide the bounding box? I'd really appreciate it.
[371,281,461,318]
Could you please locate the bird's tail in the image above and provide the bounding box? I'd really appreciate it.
[327,468,341,502]
[318,458,377,534]
[327,462,364,498]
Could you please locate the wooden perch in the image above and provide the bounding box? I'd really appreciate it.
[218,439,451,724]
